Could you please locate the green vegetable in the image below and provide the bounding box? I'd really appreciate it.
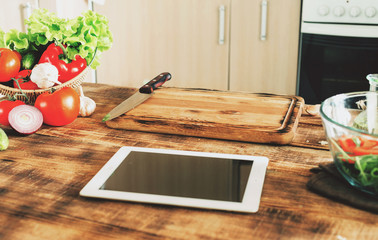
[25,9,69,46]
[354,155,378,186]
[331,138,378,194]
[0,128,9,151]
[21,52,38,70]
[0,28,6,48]
[1,8,113,69]
[26,8,113,69]
[0,28,30,53]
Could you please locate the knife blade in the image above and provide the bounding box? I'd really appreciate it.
[102,72,171,122]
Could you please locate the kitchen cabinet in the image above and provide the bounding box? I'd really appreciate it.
[0,0,89,31]
[0,0,37,32]
[229,0,301,95]
[94,0,230,90]
[94,0,301,94]
[1,0,301,94]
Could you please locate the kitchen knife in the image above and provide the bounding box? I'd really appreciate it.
[102,72,171,122]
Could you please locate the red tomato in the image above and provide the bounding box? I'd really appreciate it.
[34,87,80,126]
[0,48,21,82]
[13,50,22,62]
[0,100,25,126]
[13,70,39,90]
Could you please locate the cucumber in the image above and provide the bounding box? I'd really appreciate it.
[21,52,38,70]
[0,128,9,151]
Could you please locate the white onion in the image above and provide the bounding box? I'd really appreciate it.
[8,105,43,135]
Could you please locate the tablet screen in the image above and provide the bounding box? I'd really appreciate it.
[100,151,253,202]
[80,147,268,213]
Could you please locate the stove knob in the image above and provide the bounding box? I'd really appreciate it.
[333,6,345,17]
[317,5,329,16]
[365,7,377,18]
[349,6,361,17]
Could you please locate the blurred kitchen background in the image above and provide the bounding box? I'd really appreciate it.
[1,0,378,104]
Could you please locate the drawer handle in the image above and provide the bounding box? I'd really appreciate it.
[219,5,225,45]
[260,0,268,41]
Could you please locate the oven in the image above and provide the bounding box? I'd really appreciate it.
[297,0,378,104]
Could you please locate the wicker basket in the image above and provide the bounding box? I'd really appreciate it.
[0,67,90,104]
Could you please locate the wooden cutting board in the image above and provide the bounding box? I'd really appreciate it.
[105,88,305,144]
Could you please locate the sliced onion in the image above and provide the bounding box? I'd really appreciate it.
[8,105,43,135]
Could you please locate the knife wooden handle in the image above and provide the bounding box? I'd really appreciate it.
[139,72,172,94]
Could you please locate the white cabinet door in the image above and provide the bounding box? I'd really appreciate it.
[229,0,301,95]
[94,0,230,90]
[0,0,38,32]
[0,0,89,31]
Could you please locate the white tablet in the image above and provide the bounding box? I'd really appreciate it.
[80,147,269,213]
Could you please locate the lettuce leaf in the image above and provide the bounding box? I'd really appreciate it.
[0,28,29,52]
[2,9,112,70]
[0,28,6,48]
[5,29,29,52]
[25,9,71,45]
[63,10,113,69]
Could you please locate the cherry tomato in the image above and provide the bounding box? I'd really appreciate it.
[34,87,80,126]
[0,100,25,126]
[13,70,39,90]
[0,48,21,82]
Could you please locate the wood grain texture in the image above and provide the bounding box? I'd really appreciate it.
[105,88,304,145]
[0,83,376,240]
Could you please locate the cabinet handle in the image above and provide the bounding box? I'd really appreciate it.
[219,5,225,45]
[22,2,32,21]
[260,0,268,41]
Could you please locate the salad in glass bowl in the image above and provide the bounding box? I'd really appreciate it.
[320,89,378,196]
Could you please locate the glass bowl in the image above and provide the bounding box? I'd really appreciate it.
[320,91,378,196]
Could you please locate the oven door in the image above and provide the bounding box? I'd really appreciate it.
[297,33,378,104]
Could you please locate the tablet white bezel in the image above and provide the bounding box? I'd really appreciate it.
[80,146,269,213]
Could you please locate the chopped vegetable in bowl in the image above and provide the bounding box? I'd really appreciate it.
[330,135,378,194]
[320,91,378,196]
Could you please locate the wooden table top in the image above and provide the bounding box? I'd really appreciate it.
[0,83,376,240]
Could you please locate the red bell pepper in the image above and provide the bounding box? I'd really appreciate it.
[337,135,378,160]
[338,135,358,153]
[39,42,87,83]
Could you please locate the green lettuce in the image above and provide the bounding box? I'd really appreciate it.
[23,8,113,69]
[25,9,72,45]
[5,29,29,52]
[0,28,5,47]
[0,28,29,52]
[63,10,113,68]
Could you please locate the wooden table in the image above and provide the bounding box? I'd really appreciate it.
[0,83,376,239]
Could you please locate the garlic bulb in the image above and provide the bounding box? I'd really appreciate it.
[30,63,61,89]
[78,86,96,117]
